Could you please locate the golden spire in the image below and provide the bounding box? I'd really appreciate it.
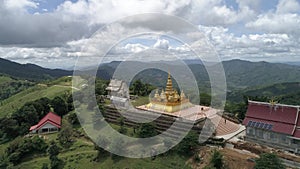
[160,89,166,100]
[165,71,173,94]
[154,89,160,100]
[181,90,186,100]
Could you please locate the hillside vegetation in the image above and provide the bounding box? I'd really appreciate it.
[0,77,73,117]
[228,82,300,105]
[0,75,34,101]
[0,58,71,81]
[95,60,300,91]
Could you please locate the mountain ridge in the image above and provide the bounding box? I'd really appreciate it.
[0,58,72,81]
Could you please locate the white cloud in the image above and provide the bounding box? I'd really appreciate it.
[236,0,261,12]
[153,39,170,50]
[186,0,256,26]
[198,25,299,62]
[4,0,38,9]
[246,13,300,37]
[0,0,300,68]
[276,0,300,14]
[123,43,149,53]
[245,0,300,38]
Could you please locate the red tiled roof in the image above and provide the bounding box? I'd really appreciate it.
[243,117,295,135]
[243,101,300,138]
[294,129,300,138]
[29,112,61,131]
[246,101,298,124]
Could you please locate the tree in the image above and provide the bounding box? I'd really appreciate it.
[132,80,144,96]
[138,123,157,138]
[66,94,74,112]
[209,150,224,169]
[51,96,68,116]
[117,117,127,134]
[58,122,73,147]
[200,93,211,106]
[175,131,198,156]
[95,79,108,96]
[33,97,51,119]
[67,113,79,125]
[12,105,38,126]
[47,141,61,169]
[48,141,59,157]
[41,163,49,169]
[254,153,284,169]
[0,117,19,139]
[6,136,47,165]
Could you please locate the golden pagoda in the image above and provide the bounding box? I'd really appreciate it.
[146,72,192,113]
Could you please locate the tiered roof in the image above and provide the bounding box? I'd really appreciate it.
[243,100,300,138]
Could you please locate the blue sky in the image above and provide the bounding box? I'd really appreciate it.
[28,0,79,13]
[0,0,299,68]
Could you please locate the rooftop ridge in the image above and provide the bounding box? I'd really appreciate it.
[248,100,300,108]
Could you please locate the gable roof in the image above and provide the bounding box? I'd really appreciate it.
[30,112,61,131]
[243,101,300,137]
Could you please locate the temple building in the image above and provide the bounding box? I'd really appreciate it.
[243,100,300,154]
[106,79,130,108]
[103,72,243,139]
[145,72,193,113]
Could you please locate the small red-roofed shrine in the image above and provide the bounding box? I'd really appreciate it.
[29,112,61,134]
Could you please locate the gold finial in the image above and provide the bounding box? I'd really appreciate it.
[166,71,173,93]
[269,98,277,106]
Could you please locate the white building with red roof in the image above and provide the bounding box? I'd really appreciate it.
[243,100,300,154]
[29,112,61,134]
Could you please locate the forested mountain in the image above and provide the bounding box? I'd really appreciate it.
[2,58,299,89]
[0,58,71,81]
[222,59,300,89]
[95,59,300,91]
[227,82,300,105]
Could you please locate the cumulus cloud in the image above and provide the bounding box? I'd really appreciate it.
[153,39,170,50]
[276,0,300,14]
[198,25,299,62]
[4,0,38,9]
[123,43,149,53]
[246,13,300,35]
[0,0,300,68]
[0,0,95,47]
[246,0,300,38]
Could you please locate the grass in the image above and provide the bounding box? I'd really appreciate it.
[46,76,73,86]
[0,85,71,117]
[131,96,150,107]
[17,145,190,169]
[2,108,192,169]
[0,75,14,85]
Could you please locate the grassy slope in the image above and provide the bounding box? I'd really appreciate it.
[0,75,13,84]
[14,124,190,169]
[0,76,191,168]
[0,77,73,117]
[18,144,190,169]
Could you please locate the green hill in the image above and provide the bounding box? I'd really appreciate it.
[96,60,300,91]
[0,75,35,101]
[228,82,300,105]
[0,58,71,81]
[0,76,73,117]
[222,60,300,89]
